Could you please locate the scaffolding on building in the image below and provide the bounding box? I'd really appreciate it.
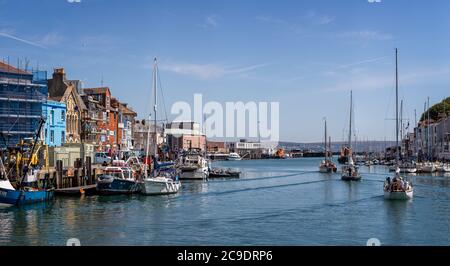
[0,59,48,148]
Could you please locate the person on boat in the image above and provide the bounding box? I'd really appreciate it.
[386,176,391,185]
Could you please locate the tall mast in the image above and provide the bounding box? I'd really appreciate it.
[400,100,403,141]
[324,118,327,160]
[395,48,399,164]
[427,96,430,160]
[153,58,158,159]
[348,90,353,150]
[329,136,332,160]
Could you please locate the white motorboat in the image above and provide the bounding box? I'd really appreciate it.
[399,161,417,173]
[436,163,450,172]
[227,152,242,161]
[178,153,209,180]
[419,162,436,173]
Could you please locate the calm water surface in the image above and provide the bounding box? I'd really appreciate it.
[1,158,449,245]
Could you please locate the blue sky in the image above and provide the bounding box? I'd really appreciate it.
[1,0,449,142]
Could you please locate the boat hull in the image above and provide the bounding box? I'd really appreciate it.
[96,178,140,195]
[384,190,413,200]
[319,166,337,173]
[399,168,417,173]
[179,167,209,180]
[341,175,362,181]
[141,178,180,195]
[0,187,54,207]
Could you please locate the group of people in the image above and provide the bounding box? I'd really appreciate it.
[385,175,410,192]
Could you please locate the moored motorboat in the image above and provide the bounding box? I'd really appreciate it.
[436,163,450,172]
[96,167,141,195]
[398,161,417,173]
[419,162,436,173]
[178,152,209,180]
[227,153,242,161]
[208,168,241,178]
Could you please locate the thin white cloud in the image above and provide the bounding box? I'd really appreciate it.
[39,32,64,46]
[321,66,450,92]
[0,31,47,49]
[306,11,335,25]
[160,62,268,80]
[334,56,389,70]
[206,15,219,27]
[255,16,288,25]
[337,30,393,41]
[200,14,220,29]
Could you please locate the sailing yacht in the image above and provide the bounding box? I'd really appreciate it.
[384,49,414,200]
[141,58,181,195]
[341,91,361,181]
[319,118,337,173]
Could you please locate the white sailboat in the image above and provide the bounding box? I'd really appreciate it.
[142,58,181,195]
[341,91,361,181]
[384,49,413,200]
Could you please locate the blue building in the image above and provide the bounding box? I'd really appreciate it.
[42,100,66,147]
[0,61,48,148]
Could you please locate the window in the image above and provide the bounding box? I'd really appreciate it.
[49,110,54,126]
[45,129,48,138]
[61,131,65,144]
[61,110,66,121]
[50,130,54,143]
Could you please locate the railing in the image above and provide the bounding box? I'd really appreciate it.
[0,90,46,101]
[0,107,44,117]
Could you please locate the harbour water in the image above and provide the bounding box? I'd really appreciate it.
[0,158,449,246]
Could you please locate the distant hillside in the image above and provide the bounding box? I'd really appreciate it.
[420,97,450,122]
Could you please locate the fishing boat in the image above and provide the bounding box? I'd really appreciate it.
[341,91,361,181]
[319,118,337,173]
[178,152,209,180]
[227,152,242,161]
[0,118,54,207]
[96,166,141,195]
[384,49,414,200]
[141,58,181,195]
